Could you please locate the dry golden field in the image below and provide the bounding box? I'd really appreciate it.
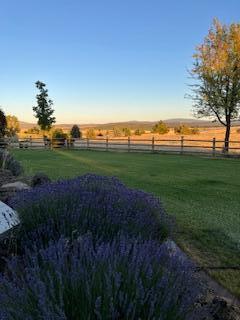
[18,126,240,153]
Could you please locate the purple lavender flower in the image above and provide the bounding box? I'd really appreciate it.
[10,174,170,248]
[0,234,204,320]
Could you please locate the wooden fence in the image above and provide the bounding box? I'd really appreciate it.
[2,136,240,156]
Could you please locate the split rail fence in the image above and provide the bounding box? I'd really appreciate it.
[2,137,240,156]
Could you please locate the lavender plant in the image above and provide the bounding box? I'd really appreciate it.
[0,234,203,320]
[10,174,170,247]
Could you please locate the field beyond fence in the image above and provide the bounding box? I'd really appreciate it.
[3,136,240,156]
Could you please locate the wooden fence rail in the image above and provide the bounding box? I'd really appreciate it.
[1,136,240,156]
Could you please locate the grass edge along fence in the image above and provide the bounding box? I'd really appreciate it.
[3,136,240,156]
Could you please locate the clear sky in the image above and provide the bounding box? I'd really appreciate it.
[1,0,240,124]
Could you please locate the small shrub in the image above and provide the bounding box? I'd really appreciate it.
[0,150,23,176]
[113,127,122,137]
[52,129,68,139]
[152,121,169,134]
[191,127,200,135]
[174,125,199,135]
[122,127,131,137]
[86,128,96,139]
[31,172,51,187]
[134,128,145,136]
[10,174,170,245]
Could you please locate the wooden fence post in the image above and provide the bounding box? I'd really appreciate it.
[212,137,216,157]
[106,136,109,151]
[87,138,89,149]
[128,136,130,152]
[180,136,184,154]
[152,136,155,153]
[30,136,32,149]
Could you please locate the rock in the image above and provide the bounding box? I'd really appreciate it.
[0,181,30,202]
[1,181,30,190]
[0,201,19,235]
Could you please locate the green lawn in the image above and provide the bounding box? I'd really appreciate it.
[12,149,240,297]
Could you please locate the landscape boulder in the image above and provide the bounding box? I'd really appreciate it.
[0,181,30,202]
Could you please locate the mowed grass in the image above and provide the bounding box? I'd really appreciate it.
[12,149,240,297]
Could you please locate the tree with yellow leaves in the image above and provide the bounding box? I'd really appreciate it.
[190,19,240,152]
[6,115,20,137]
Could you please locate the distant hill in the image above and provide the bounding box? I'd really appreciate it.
[20,121,36,129]
[20,118,239,131]
[54,119,216,131]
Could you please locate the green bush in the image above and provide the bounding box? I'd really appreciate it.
[152,121,169,134]
[52,129,68,139]
[113,127,122,137]
[134,128,145,136]
[174,125,199,135]
[122,127,131,137]
[86,128,96,139]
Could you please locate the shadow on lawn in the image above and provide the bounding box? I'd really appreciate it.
[181,228,240,269]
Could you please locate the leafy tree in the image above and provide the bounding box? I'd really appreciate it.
[0,107,7,138]
[6,115,20,137]
[134,128,145,136]
[122,127,131,137]
[152,121,169,134]
[33,81,56,132]
[190,19,240,152]
[70,125,82,139]
[52,129,68,139]
[86,128,96,139]
[113,127,122,137]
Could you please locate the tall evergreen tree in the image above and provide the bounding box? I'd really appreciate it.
[33,81,56,132]
[70,125,82,138]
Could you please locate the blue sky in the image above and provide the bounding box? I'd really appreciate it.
[1,0,240,124]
